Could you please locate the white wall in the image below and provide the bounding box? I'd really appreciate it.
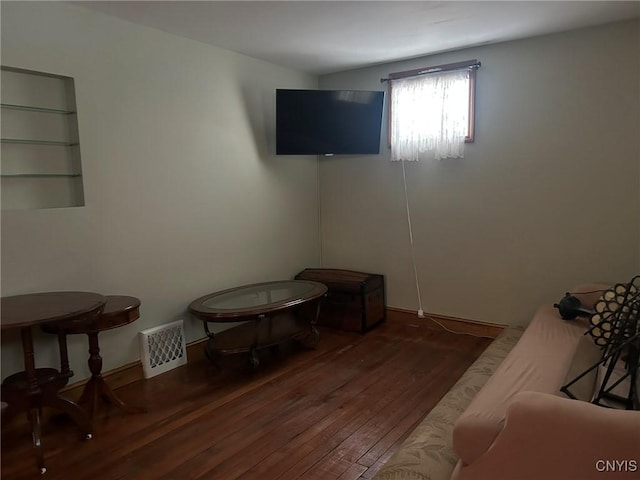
[1,2,319,380]
[319,20,640,326]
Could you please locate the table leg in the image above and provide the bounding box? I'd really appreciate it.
[27,406,46,474]
[57,331,73,379]
[21,327,40,396]
[248,316,264,370]
[20,327,46,474]
[301,301,321,349]
[47,396,92,438]
[248,348,260,370]
[78,332,146,418]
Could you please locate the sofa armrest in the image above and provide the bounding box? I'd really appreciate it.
[452,391,640,480]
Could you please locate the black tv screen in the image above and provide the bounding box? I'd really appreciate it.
[276,89,384,155]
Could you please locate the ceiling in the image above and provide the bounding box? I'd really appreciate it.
[78,1,640,75]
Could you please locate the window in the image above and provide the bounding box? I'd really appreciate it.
[386,59,479,161]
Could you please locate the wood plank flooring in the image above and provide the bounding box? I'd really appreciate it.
[1,318,492,480]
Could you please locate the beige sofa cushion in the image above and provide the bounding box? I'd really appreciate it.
[452,305,588,465]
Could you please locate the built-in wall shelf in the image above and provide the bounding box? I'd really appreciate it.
[1,66,85,210]
[1,138,79,146]
[1,103,76,115]
[1,173,82,178]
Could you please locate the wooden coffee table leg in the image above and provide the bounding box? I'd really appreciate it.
[79,332,146,417]
[248,348,260,370]
[301,300,321,349]
[301,326,320,349]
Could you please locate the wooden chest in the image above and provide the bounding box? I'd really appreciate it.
[295,268,385,333]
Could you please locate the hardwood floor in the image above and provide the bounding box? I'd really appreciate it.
[1,318,492,480]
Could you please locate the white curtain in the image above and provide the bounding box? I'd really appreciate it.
[390,69,470,161]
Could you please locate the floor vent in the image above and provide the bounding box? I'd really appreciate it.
[139,320,187,379]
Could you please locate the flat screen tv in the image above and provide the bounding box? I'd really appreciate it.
[276,89,384,155]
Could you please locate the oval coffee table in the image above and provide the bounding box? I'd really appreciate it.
[188,280,327,369]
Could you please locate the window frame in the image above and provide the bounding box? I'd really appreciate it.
[385,59,479,146]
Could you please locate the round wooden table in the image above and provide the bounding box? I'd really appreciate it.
[41,295,146,419]
[1,291,106,474]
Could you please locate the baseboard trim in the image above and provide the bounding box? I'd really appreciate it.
[58,338,208,401]
[58,360,145,401]
[185,337,208,363]
[57,312,503,397]
[2,339,208,428]
[386,307,506,339]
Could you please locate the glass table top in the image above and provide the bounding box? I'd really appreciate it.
[189,280,327,319]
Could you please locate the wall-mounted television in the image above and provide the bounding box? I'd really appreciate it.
[276,89,384,156]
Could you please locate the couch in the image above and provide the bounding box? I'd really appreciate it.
[374,284,640,480]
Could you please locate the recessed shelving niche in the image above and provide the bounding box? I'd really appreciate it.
[1,66,85,210]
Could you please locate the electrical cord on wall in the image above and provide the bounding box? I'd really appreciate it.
[427,290,608,340]
[424,314,497,339]
[401,159,494,340]
[401,159,605,340]
[317,155,324,268]
[400,159,424,317]
[569,289,607,295]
